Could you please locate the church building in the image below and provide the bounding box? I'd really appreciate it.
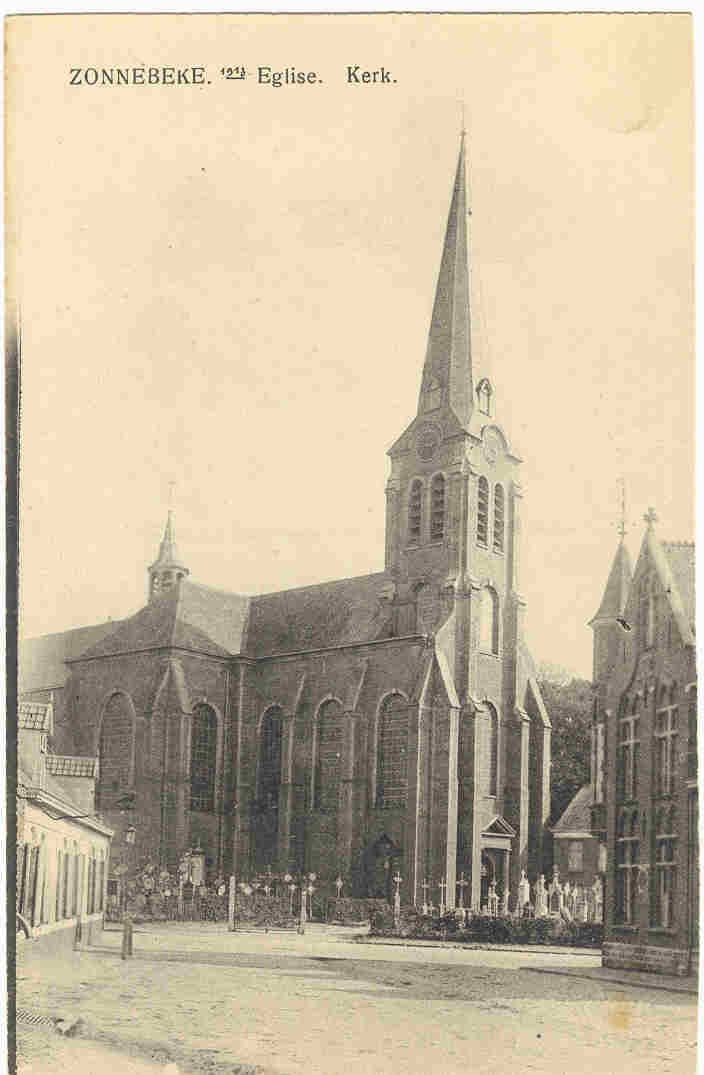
[20,136,551,911]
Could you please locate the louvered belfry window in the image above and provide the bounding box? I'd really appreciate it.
[477,477,489,545]
[430,474,445,541]
[493,485,505,552]
[190,704,217,812]
[408,480,423,544]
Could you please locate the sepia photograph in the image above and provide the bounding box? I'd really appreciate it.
[8,12,697,1075]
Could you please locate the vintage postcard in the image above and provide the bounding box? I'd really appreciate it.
[8,13,696,1075]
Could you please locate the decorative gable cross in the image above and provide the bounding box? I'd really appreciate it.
[644,507,658,528]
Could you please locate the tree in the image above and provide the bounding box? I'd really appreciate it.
[538,677,593,825]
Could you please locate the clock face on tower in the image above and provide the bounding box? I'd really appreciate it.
[482,427,504,466]
[416,422,441,461]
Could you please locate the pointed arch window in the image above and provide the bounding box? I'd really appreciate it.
[493,485,505,553]
[480,587,499,655]
[314,699,344,811]
[486,703,499,796]
[376,693,408,810]
[259,706,283,811]
[477,379,492,416]
[430,474,445,542]
[477,477,489,546]
[688,689,698,781]
[408,480,423,545]
[191,704,217,812]
[97,693,134,810]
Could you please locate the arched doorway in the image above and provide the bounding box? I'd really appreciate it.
[480,851,495,908]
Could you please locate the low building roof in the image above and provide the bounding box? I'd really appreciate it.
[552,784,594,837]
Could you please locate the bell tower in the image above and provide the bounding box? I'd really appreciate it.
[148,510,189,601]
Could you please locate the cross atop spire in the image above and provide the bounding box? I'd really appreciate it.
[417,132,473,428]
[616,478,628,540]
[644,507,658,529]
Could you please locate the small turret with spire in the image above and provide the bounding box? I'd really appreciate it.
[148,510,189,601]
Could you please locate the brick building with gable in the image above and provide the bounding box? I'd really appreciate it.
[20,136,551,911]
[590,512,697,974]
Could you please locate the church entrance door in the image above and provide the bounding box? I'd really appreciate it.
[480,852,495,909]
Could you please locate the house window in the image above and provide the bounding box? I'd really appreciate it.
[617,699,640,802]
[615,809,639,925]
[259,706,283,811]
[480,587,499,655]
[651,807,677,928]
[568,841,584,872]
[190,704,217,812]
[477,477,489,545]
[654,690,678,797]
[314,699,343,812]
[408,480,423,545]
[430,474,445,542]
[376,693,408,810]
[493,485,505,553]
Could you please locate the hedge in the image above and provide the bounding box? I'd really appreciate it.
[368,907,602,948]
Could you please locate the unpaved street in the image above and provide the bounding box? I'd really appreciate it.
[15,924,698,1075]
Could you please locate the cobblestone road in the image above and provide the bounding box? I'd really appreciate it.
[15,924,698,1075]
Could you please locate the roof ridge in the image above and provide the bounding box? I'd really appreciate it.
[253,570,388,601]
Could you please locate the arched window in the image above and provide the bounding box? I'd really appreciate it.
[259,706,283,810]
[477,379,492,416]
[97,693,134,810]
[430,474,445,541]
[376,694,408,810]
[480,587,499,654]
[477,477,489,545]
[493,485,505,553]
[190,704,217,812]
[688,689,698,781]
[408,480,423,544]
[486,703,499,796]
[314,699,344,811]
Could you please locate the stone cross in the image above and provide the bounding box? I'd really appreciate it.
[421,879,430,915]
[488,880,498,917]
[518,869,530,910]
[535,874,548,917]
[438,878,447,915]
[393,872,402,928]
[336,876,344,898]
[456,872,468,909]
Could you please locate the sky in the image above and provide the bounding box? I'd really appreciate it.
[10,13,694,679]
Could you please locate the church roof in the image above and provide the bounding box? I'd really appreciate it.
[552,784,593,837]
[662,541,695,632]
[418,132,474,431]
[74,580,247,661]
[590,540,632,623]
[19,621,122,692]
[246,571,393,656]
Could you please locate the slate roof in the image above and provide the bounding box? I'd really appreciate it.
[590,541,632,623]
[552,784,594,836]
[74,581,247,661]
[246,571,393,656]
[45,755,98,778]
[18,700,53,732]
[662,541,695,632]
[19,621,121,692]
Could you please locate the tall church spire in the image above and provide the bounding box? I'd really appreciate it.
[148,510,189,602]
[418,132,473,428]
